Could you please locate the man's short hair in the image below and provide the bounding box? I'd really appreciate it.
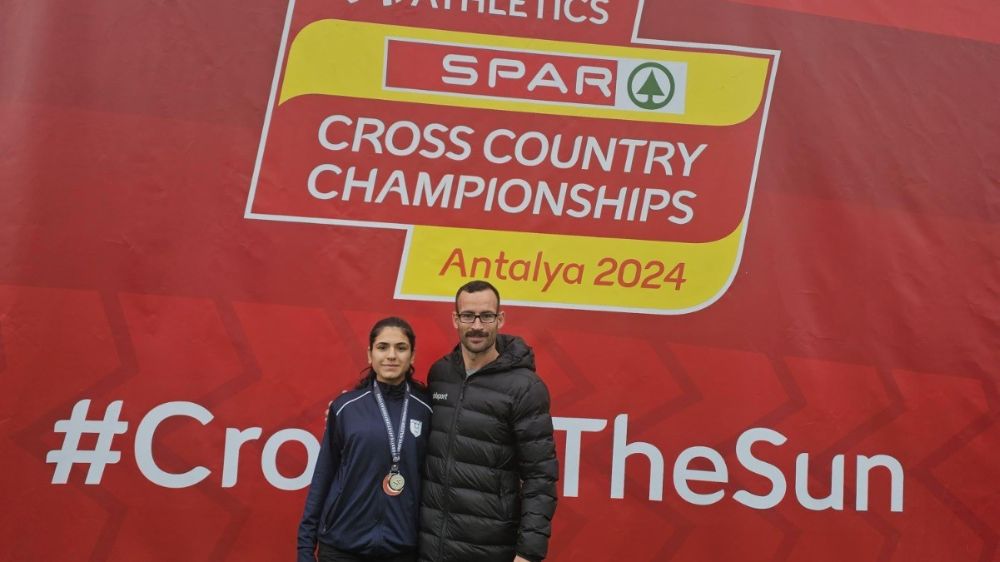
[455,280,501,310]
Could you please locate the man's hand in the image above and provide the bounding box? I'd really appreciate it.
[514,556,532,562]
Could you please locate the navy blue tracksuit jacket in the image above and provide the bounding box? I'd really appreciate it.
[298,381,432,561]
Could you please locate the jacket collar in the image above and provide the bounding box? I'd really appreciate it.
[449,333,535,375]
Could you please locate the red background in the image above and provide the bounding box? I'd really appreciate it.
[0,0,997,560]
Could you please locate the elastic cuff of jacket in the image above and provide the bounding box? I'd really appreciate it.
[517,553,542,562]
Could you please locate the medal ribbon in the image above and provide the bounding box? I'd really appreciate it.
[373,381,410,471]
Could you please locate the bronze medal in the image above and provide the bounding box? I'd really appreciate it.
[383,473,404,496]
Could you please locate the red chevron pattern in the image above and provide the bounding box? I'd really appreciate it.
[0,0,997,559]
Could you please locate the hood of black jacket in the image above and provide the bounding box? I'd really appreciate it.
[449,333,535,374]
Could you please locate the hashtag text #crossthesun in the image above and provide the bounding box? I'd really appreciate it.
[47,399,905,512]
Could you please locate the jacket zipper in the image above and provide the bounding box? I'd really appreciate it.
[376,486,386,553]
[437,369,473,562]
[377,393,401,554]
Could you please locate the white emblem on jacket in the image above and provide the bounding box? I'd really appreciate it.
[409,419,422,437]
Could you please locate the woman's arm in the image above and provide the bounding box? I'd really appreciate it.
[296,403,342,562]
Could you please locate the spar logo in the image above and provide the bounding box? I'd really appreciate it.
[627,63,675,110]
[383,39,687,114]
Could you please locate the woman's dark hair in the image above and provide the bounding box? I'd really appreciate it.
[353,316,424,390]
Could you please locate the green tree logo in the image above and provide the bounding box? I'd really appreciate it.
[627,62,675,110]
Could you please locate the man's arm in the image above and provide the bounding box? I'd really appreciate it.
[510,377,559,562]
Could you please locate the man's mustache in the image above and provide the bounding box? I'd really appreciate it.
[464,330,489,338]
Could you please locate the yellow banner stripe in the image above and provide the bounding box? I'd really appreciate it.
[398,224,744,313]
[280,19,770,127]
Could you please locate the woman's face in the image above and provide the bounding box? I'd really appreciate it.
[367,326,414,385]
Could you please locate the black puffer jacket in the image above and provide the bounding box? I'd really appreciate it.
[419,334,558,562]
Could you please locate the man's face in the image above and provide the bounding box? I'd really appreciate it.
[453,290,505,355]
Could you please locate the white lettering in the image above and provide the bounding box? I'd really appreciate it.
[222,427,262,488]
[611,414,664,501]
[442,54,477,85]
[261,429,320,491]
[553,417,608,497]
[734,427,787,509]
[134,401,212,489]
[673,446,729,505]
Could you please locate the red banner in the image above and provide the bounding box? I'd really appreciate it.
[0,0,997,560]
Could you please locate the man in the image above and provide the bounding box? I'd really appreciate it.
[419,280,558,562]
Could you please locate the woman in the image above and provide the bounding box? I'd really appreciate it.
[298,317,432,562]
